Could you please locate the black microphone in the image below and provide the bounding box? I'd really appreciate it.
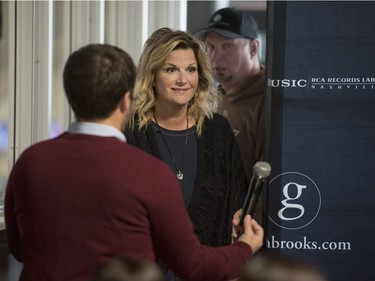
[237,161,271,235]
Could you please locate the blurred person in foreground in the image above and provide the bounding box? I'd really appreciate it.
[91,256,165,281]
[4,43,263,281]
[194,7,266,225]
[238,255,328,281]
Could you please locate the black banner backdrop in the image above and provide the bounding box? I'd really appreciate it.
[265,2,375,281]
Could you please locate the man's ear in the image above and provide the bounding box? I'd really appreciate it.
[120,91,132,113]
[249,39,260,58]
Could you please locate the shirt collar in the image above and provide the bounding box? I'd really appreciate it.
[68,122,126,142]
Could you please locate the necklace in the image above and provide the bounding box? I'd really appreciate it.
[154,114,189,181]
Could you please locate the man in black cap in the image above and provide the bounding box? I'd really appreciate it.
[194,7,266,226]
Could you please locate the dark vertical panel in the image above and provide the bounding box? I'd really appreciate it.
[266,2,375,281]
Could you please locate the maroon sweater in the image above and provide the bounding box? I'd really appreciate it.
[5,133,252,281]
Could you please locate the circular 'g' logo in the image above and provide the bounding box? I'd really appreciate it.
[268,172,321,230]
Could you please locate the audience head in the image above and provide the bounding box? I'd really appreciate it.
[238,255,328,281]
[91,256,165,281]
[134,27,219,135]
[63,44,136,122]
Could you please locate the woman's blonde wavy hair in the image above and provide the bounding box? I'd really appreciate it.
[130,27,219,136]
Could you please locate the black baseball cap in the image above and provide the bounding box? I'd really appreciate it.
[194,7,258,40]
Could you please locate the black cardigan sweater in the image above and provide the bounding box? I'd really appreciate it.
[125,113,247,246]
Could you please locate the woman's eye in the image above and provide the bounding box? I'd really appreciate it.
[187,67,197,73]
[164,67,176,73]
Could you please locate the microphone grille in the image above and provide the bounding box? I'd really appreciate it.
[253,161,272,179]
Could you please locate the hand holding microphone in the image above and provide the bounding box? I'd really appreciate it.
[235,161,271,238]
[236,214,264,254]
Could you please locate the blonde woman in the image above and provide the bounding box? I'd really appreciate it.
[125,28,248,247]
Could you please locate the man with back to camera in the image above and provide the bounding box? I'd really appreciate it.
[4,43,264,281]
[194,7,266,225]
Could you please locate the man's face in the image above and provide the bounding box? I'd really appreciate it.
[205,31,253,85]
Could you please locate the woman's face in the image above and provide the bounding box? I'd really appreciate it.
[154,48,198,110]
